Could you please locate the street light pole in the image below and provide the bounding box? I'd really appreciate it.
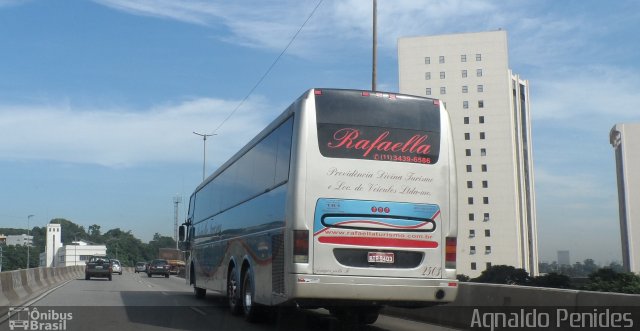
[27,214,34,269]
[372,0,377,91]
[193,132,216,181]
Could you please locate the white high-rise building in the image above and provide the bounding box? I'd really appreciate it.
[610,123,640,273]
[398,30,539,277]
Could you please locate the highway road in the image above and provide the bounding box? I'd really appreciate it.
[1,271,463,331]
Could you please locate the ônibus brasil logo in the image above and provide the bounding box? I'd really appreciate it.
[8,307,72,330]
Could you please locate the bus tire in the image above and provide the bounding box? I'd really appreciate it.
[357,307,380,325]
[194,286,206,299]
[227,265,242,315]
[241,267,262,322]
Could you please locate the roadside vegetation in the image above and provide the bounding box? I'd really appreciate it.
[457,263,640,294]
[0,218,175,271]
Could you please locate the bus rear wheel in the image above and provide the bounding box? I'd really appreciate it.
[227,266,242,315]
[241,268,263,322]
[194,286,206,299]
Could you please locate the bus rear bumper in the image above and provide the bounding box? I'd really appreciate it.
[288,274,458,305]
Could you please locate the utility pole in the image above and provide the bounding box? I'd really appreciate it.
[193,132,216,181]
[27,214,34,269]
[372,0,377,91]
[173,195,182,249]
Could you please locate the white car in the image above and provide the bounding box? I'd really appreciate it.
[110,259,122,275]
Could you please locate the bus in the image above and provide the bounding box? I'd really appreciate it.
[179,88,458,324]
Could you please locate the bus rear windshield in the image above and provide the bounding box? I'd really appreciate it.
[315,89,441,164]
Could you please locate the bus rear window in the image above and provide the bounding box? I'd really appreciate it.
[315,90,441,164]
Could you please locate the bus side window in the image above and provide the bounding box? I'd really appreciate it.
[275,118,293,184]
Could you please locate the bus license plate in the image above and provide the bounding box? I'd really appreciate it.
[368,252,394,263]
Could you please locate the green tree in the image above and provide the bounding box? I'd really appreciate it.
[2,245,25,270]
[103,228,148,267]
[471,265,531,285]
[457,274,470,282]
[531,272,572,289]
[87,224,104,243]
[583,268,640,294]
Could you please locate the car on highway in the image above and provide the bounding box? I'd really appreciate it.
[134,262,147,273]
[85,255,112,281]
[147,259,170,278]
[111,259,122,275]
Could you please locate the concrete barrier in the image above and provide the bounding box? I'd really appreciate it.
[0,266,86,309]
[382,282,640,329]
[0,272,19,305]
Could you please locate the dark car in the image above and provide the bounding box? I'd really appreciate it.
[147,259,170,278]
[85,255,112,281]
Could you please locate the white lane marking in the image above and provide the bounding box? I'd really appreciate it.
[190,307,207,316]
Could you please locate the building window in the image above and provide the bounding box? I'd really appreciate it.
[484,213,490,222]
[464,117,470,124]
[485,246,492,254]
[471,262,477,270]
[425,72,431,80]
[425,57,431,64]
[477,69,483,77]
[469,213,475,221]
[426,88,431,96]
[439,55,445,64]
[465,149,471,156]
[462,85,468,93]
[466,165,472,172]
[463,101,469,109]
[440,87,446,94]
[481,148,487,156]
[478,100,484,108]
[440,71,445,79]
[483,197,489,204]
[464,133,471,140]
[477,85,484,93]
[467,181,473,188]
[468,197,474,205]
[461,54,467,62]
[480,132,486,140]
[479,116,485,123]
[470,245,476,254]
[476,53,482,61]
[481,164,488,172]
[486,262,492,270]
[462,70,467,78]
[485,229,491,237]
[482,180,488,188]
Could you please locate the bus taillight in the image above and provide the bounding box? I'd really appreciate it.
[445,237,456,269]
[293,230,309,263]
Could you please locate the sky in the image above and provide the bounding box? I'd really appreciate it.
[0,0,639,265]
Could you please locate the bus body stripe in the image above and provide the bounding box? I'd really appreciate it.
[317,236,439,248]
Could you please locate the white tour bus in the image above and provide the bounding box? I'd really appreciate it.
[179,88,458,324]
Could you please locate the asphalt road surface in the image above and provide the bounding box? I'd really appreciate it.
[1,271,462,331]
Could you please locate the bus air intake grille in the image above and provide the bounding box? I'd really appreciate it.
[272,233,285,294]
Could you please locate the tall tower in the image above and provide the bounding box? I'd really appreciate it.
[610,123,640,273]
[45,223,62,267]
[398,30,539,277]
